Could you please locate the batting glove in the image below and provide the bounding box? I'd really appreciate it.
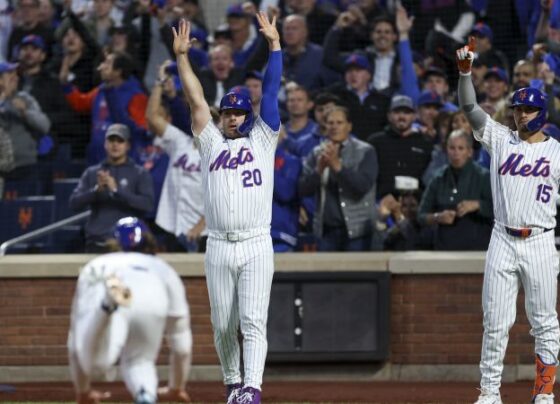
[456,36,476,75]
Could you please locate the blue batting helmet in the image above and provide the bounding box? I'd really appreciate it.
[219,91,254,136]
[114,217,151,252]
[509,87,547,132]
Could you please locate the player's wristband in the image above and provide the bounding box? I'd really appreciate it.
[459,71,472,76]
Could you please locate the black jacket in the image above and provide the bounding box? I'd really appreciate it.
[368,127,433,198]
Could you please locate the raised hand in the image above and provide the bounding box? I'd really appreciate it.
[172,19,196,56]
[456,36,476,74]
[255,11,280,48]
[395,2,414,37]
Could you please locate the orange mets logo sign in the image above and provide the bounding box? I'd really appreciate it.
[229,94,237,104]
[18,207,33,230]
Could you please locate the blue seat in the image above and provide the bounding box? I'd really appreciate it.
[0,196,56,252]
[53,178,81,220]
[3,180,46,200]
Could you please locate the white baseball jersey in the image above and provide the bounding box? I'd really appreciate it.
[68,252,190,399]
[474,116,560,229]
[195,116,278,231]
[155,124,205,236]
[475,116,560,394]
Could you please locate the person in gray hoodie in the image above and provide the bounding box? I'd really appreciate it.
[70,124,154,253]
[0,62,50,180]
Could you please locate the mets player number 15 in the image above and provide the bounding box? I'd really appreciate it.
[458,37,560,404]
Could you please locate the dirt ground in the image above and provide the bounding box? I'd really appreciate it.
[0,381,536,403]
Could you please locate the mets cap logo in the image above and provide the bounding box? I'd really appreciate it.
[519,90,527,101]
[229,94,237,104]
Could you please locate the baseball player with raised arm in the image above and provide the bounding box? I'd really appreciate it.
[67,217,192,404]
[457,38,560,404]
[173,12,281,404]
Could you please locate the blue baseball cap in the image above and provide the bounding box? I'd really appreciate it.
[245,70,263,81]
[417,90,443,107]
[344,53,371,71]
[227,85,251,99]
[20,34,46,50]
[226,4,248,17]
[484,67,508,83]
[471,22,493,42]
[0,62,18,74]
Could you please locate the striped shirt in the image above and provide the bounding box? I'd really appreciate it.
[475,116,560,229]
[195,116,279,232]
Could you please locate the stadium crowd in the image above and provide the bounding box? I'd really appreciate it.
[0,0,559,253]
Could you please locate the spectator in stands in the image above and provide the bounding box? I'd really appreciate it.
[0,0,12,63]
[18,35,81,155]
[0,127,15,199]
[329,0,387,51]
[418,129,493,250]
[299,106,378,251]
[368,95,432,198]
[327,53,390,141]
[481,67,510,116]
[285,0,337,46]
[383,191,433,251]
[512,59,537,90]
[281,14,338,91]
[284,84,317,147]
[62,51,148,165]
[414,90,443,142]
[38,0,60,31]
[244,70,262,115]
[293,92,340,158]
[225,3,259,67]
[83,0,118,46]
[198,44,244,107]
[470,22,510,73]
[324,15,399,95]
[146,61,205,253]
[0,61,50,180]
[272,127,302,252]
[70,124,154,253]
[7,0,54,61]
[56,11,102,92]
[421,67,458,112]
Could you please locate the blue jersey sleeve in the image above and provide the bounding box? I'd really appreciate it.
[260,50,282,131]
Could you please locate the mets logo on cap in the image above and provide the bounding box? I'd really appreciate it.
[229,94,237,104]
[519,90,527,101]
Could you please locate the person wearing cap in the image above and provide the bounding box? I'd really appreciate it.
[18,34,81,156]
[421,67,459,112]
[418,129,493,250]
[0,61,50,180]
[244,70,263,115]
[225,3,259,68]
[7,0,54,61]
[298,105,379,251]
[326,52,390,140]
[413,90,444,142]
[470,22,510,73]
[70,123,154,253]
[481,67,510,115]
[147,60,206,253]
[368,95,433,199]
[68,217,192,404]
